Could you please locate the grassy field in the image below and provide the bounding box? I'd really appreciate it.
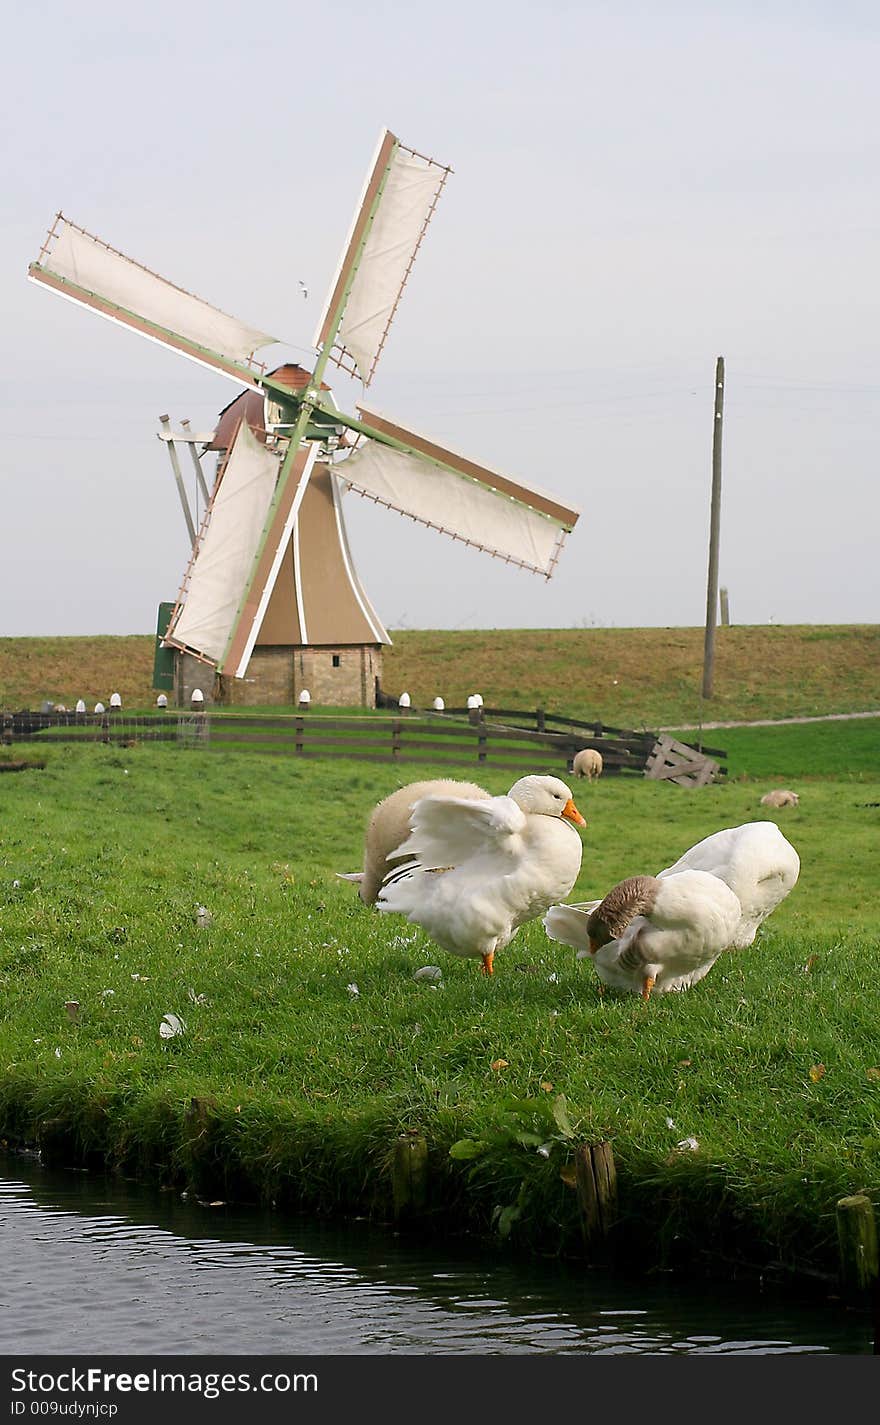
[0,722,878,1288]
[2,625,879,728]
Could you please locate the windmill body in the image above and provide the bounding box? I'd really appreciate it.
[28,131,581,706]
[166,367,390,706]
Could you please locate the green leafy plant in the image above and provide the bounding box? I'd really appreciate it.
[450,1093,578,1238]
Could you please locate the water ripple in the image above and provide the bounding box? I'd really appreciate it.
[0,1156,871,1355]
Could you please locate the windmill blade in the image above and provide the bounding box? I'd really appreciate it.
[28,215,278,389]
[334,406,580,579]
[220,438,321,680]
[314,130,451,387]
[164,417,283,666]
[167,423,321,680]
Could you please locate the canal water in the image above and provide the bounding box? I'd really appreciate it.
[0,1151,872,1356]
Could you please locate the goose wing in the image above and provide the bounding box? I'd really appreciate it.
[386,793,527,873]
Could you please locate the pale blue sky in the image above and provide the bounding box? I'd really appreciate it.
[3,0,878,635]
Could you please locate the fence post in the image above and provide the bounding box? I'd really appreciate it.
[1,713,12,746]
[294,716,305,755]
[391,718,402,759]
[477,723,487,763]
[536,706,546,732]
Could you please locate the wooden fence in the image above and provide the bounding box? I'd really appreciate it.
[2,707,726,778]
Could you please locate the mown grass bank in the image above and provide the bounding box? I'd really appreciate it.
[2,625,878,728]
[0,727,878,1288]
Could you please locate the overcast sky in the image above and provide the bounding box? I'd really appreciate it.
[3,0,878,637]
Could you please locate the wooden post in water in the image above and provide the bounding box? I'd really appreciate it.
[702,357,725,699]
[574,1141,617,1246]
[836,1194,879,1295]
[391,1134,429,1220]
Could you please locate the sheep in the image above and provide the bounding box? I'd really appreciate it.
[572,747,603,781]
[760,789,800,808]
[337,778,492,905]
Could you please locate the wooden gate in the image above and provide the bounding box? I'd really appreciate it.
[644,734,722,788]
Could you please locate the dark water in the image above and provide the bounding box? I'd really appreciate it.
[0,1152,872,1355]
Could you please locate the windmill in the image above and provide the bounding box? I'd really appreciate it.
[28,129,580,707]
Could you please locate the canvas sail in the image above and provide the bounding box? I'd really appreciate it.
[315,132,450,385]
[165,419,281,664]
[29,217,277,384]
[336,409,579,578]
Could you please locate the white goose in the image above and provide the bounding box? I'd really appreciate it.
[376,775,586,975]
[546,868,743,999]
[656,820,799,947]
[544,820,800,983]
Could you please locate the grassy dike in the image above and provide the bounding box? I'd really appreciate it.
[0,723,878,1288]
[2,624,879,726]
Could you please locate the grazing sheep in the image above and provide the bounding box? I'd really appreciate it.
[573,747,603,781]
[760,789,800,809]
[337,779,492,905]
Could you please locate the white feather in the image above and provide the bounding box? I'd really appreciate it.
[657,820,799,948]
[542,900,601,954]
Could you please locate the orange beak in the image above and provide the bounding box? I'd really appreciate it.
[561,798,586,827]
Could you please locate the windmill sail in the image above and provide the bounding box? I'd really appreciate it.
[28,216,277,387]
[336,407,579,578]
[164,418,283,665]
[314,131,451,386]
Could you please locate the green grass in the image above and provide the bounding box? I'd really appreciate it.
[679,717,880,782]
[0,735,878,1285]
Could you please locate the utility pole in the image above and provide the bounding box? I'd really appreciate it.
[702,357,725,699]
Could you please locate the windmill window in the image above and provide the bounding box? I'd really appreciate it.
[332,655,341,668]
